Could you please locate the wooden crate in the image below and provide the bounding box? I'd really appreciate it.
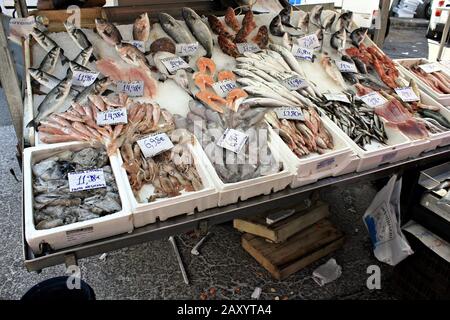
[29,7,106,31]
[242,219,344,280]
[234,201,328,243]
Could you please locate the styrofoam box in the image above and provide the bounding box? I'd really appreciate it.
[320,115,427,172]
[195,130,293,207]
[23,141,133,255]
[120,139,220,228]
[267,123,356,188]
[394,58,450,106]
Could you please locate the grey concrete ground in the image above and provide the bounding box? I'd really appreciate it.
[0,25,432,300]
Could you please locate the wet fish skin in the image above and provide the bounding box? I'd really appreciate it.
[64,20,92,50]
[181,7,214,58]
[351,56,368,74]
[29,67,61,89]
[115,43,151,68]
[310,5,324,28]
[133,13,151,42]
[321,12,336,30]
[330,28,346,51]
[27,71,73,129]
[31,27,68,63]
[297,11,309,33]
[158,12,195,44]
[73,46,94,66]
[38,46,60,73]
[419,109,450,129]
[69,61,91,73]
[95,18,122,46]
[269,15,285,37]
[73,77,112,106]
[350,27,368,48]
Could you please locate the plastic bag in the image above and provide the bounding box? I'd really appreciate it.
[363,175,413,266]
[312,258,342,286]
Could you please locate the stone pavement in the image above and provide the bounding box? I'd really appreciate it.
[0,25,430,300]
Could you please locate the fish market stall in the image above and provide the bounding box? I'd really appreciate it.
[1,1,449,272]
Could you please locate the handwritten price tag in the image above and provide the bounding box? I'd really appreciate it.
[297,34,320,50]
[212,79,238,97]
[275,107,304,121]
[123,40,145,52]
[335,60,358,73]
[281,75,308,91]
[9,16,36,37]
[161,56,190,74]
[217,128,248,154]
[291,44,313,61]
[176,42,199,56]
[395,87,420,102]
[72,70,99,87]
[68,169,106,192]
[97,108,127,126]
[137,133,174,158]
[323,93,351,104]
[419,62,442,73]
[359,91,388,108]
[439,60,450,70]
[236,42,261,54]
[116,80,144,97]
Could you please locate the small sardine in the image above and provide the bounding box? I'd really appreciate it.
[133,13,151,42]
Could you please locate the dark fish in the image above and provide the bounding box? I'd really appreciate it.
[269,15,285,37]
[310,5,324,28]
[342,72,358,84]
[350,27,368,48]
[351,56,367,74]
[419,109,450,129]
[330,28,346,51]
[336,11,353,31]
[279,5,296,28]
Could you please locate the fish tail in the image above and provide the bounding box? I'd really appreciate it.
[60,51,69,65]
[26,118,38,129]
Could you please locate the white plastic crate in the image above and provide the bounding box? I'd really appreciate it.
[394,58,450,106]
[23,142,133,255]
[118,139,220,228]
[195,130,293,207]
[267,123,356,188]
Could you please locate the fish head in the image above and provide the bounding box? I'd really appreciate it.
[63,20,76,32]
[158,13,177,28]
[311,5,323,24]
[95,18,108,33]
[181,7,197,21]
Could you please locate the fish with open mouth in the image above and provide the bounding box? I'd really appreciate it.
[350,27,368,48]
[335,11,353,32]
[158,12,195,44]
[133,13,151,42]
[95,18,122,46]
[181,7,214,58]
[330,28,346,51]
[27,71,73,129]
[64,20,92,50]
[38,46,60,73]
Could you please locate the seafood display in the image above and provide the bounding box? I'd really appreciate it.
[400,61,450,94]
[32,147,121,229]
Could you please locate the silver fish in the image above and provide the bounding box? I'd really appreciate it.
[38,46,60,73]
[315,28,324,49]
[133,13,151,42]
[73,77,112,106]
[335,11,353,32]
[330,28,346,51]
[309,5,324,28]
[31,27,58,52]
[181,7,213,58]
[95,18,122,46]
[322,12,336,30]
[64,20,92,50]
[27,71,73,128]
[73,46,94,66]
[158,12,195,44]
[268,43,305,77]
[69,61,91,72]
[297,11,309,33]
[241,97,297,108]
[350,27,368,48]
[29,68,81,97]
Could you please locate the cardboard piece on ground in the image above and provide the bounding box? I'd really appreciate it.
[241,219,344,280]
[234,201,329,243]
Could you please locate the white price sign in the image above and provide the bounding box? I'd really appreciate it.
[68,169,106,192]
[419,62,442,73]
[176,42,199,56]
[97,108,127,126]
[275,107,304,121]
[360,91,388,108]
[297,34,320,50]
[137,133,174,158]
[217,128,248,154]
[281,75,308,91]
[335,60,358,73]
[123,40,145,52]
[236,42,261,54]
[72,70,99,87]
[323,93,351,104]
[395,87,420,102]
[439,60,450,70]
[9,16,36,37]
[116,80,144,97]
[212,79,238,97]
[291,44,313,61]
[161,56,190,73]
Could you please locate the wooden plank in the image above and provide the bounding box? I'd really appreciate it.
[242,219,344,280]
[29,7,104,31]
[0,13,24,146]
[234,201,328,243]
[373,0,390,47]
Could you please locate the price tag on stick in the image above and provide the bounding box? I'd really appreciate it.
[323,93,351,104]
[176,42,199,56]
[395,87,420,102]
[72,70,99,87]
[212,80,238,97]
[117,80,144,97]
[217,128,248,154]
[291,44,314,61]
[419,62,442,73]
[281,75,308,91]
[275,107,305,121]
[97,108,128,126]
[297,33,321,50]
[161,56,190,73]
[68,169,106,192]
[335,60,358,73]
[236,42,261,54]
[137,133,174,158]
[359,91,388,108]
[123,40,145,52]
